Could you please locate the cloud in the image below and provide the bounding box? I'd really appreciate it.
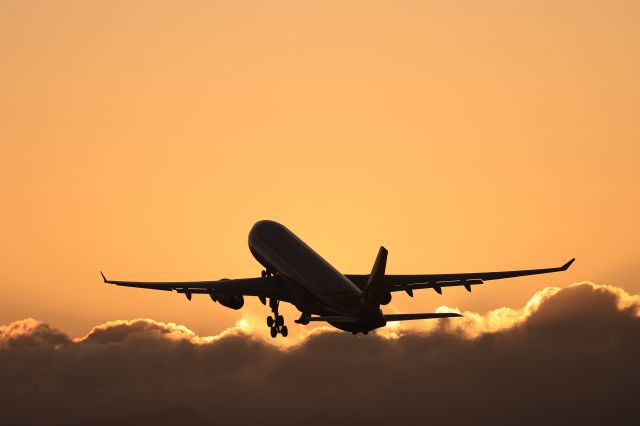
[0,282,637,426]
[0,318,70,349]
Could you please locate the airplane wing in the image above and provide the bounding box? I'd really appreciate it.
[346,258,575,295]
[100,272,293,302]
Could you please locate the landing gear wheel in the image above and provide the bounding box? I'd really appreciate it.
[266,299,288,337]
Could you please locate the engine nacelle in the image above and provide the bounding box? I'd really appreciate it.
[379,291,392,305]
[212,294,245,310]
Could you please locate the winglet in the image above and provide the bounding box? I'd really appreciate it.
[100,271,108,283]
[561,258,575,271]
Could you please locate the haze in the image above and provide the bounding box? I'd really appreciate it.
[1,0,638,338]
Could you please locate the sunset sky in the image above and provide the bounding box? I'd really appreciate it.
[1,0,638,341]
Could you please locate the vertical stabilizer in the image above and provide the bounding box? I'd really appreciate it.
[366,246,388,289]
[363,246,390,307]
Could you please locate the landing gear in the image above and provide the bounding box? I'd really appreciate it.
[267,298,288,338]
[261,268,277,278]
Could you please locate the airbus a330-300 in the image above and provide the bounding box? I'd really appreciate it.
[102,220,574,337]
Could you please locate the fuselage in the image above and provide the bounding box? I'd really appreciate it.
[248,220,384,332]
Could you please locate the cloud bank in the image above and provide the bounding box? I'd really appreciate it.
[1,282,638,426]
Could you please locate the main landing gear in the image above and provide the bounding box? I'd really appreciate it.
[261,268,276,278]
[267,298,288,338]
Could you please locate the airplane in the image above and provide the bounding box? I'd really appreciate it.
[101,220,575,338]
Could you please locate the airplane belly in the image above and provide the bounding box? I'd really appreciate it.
[248,220,362,314]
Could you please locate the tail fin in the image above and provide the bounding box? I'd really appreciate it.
[362,246,389,307]
[366,246,387,289]
[384,312,462,321]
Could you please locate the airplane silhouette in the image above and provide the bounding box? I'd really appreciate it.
[102,220,574,337]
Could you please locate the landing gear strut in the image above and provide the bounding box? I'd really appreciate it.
[266,298,288,338]
[261,268,276,278]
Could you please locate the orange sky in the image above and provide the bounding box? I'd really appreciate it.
[1,0,638,338]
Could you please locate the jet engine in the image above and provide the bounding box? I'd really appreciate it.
[210,293,245,310]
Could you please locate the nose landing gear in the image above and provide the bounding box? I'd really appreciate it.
[267,299,288,338]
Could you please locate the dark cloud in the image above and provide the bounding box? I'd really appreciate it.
[0,283,638,426]
[0,318,70,349]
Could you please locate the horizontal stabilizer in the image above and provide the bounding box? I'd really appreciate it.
[384,312,462,321]
[307,312,462,324]
[307,315,362,323]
